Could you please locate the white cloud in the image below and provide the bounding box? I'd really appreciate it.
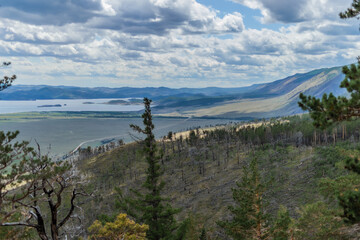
[87,0,244,35]
[0,0,359,88]
[232,0,353,23]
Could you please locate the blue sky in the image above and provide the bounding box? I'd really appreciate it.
[0,0,359,88]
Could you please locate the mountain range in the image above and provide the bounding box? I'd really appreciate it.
[1,65,347,118]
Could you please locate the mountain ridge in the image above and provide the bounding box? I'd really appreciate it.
[0,65,348,118]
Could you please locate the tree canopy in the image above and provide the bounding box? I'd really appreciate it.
[298,63,360,129]
[339,0,360,19]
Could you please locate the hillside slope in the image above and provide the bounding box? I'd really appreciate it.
[77,116,360,238]
[157,66,346,118]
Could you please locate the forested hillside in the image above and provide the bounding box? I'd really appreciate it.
[75,114,360,239]
[2,0,360,239]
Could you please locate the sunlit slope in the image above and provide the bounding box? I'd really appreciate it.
[158,66,345,118]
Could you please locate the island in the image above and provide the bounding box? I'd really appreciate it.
[102,99,143,105]
[37,104,62,108]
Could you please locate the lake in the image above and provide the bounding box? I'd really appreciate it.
[0,99,144,114]
[0,118,239,157]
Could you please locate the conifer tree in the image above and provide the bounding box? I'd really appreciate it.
[121,97,179,240]
[217,157,269,240]
[339,0,360,19]
[298,62,360,129]
[298,2,360,224]
[271,206,292,240]
[0,62,16,91]
[298,0,360,129]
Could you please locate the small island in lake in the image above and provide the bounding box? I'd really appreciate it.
[103,99,143,105]
[83,102,95,104]
[37,104,62,108]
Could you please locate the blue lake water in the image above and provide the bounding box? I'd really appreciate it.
[1,118,239,157]
[0,99,240,157]
[0,99,143,114]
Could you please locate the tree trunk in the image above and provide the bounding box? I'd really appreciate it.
[50,205,59,240]
[37,230,49,240]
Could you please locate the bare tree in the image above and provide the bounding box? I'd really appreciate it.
[0,137,89,240]
[0,61,89,239]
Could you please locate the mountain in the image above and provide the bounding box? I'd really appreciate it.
[153,66,346,118]
[0,85,252,100]
[156,66,346,118]
[0,65,347,118]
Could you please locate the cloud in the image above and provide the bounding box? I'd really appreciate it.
[88,0,244,35]
[0,19,95,45]
[232,0,354,23]
[4,20,359,88]
[0,0,244,35]
[0,0,359,88]
[293,19,360,36]
[0,0,114,25]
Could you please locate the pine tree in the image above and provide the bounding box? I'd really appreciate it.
[121,98,180,240]
[298,0,360,129]
[339,0,360,19]
[298,4,360,224]
[0,62,16,91]
[217,157,269,240]
[298,62,360,129]
[299,70,360,224]
[271,206,292,240]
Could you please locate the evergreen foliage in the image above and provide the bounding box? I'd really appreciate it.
[294,202,344,240]
[340,0,360,19]
[298,6,360,225]
[298,63,360,129]
[0,62,16,91]
[345,156,360,174]
[271,206,292,240]
[217,157,269,240]
[120,97,180,240]
[299,63,360,223]
[338,190,360,223]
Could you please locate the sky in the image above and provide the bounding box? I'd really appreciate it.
[0,0,359,88]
